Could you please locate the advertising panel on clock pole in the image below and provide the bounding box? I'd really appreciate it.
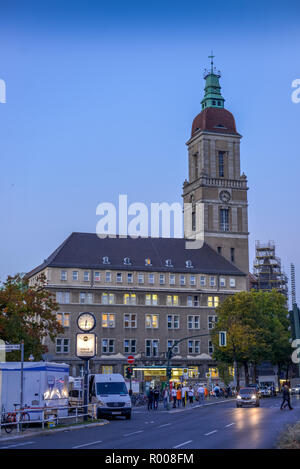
[76,333,97,359]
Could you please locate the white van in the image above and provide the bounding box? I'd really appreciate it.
[90,374,132,419]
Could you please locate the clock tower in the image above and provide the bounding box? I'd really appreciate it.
[182,56,249,275]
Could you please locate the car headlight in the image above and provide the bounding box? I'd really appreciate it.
[237,395,241,399]
[251,395,256,399]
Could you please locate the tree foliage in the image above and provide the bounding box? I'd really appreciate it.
[212,290,291,383]
[0,273,63,360]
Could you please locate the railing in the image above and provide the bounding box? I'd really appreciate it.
[0,403,99,435]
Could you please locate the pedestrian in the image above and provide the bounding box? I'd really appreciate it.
[163,387,169,409]
[153,387,160,410]
[197,384,205,405]
[176,386,182,407]
[181,386,186,407]
[171,386,177,408]
[214,383,220,397]
[147,387,154,410]
[188,386,194,405]
[280,384,293,410]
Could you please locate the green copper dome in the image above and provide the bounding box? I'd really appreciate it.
[201,54,225,110]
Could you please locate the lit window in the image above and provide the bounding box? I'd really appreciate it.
[56,312,70,327]
[102,293,114,305]
[145,294,158,306]
[166,295,179,306]
[124,293,136,305]
[145,314,159,329]
[102,313,115,328]
[102,365,113,374]
[145,258,152,266]
[208,296,219,307]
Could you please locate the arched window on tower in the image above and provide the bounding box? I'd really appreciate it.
[193,153,199,180]
[190,195,196,232]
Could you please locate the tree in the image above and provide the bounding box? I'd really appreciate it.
[212,290,291,386]
[0,273,63,360]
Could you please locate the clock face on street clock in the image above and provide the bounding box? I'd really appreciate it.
[77,312,96,332]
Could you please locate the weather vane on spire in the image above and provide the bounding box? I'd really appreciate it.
[203,51,221,79]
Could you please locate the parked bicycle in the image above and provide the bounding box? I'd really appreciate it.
[131,393,147,406]
[2,403,30,433]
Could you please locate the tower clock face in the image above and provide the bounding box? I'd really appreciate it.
[77,313,96,332]
[219,190,231,203]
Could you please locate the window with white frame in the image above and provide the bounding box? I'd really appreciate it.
[167,315,179,329]
[116,273,122,283]
[187,315,200,329]
[84,271,90,282]
[145,294,158,306]
[166,295,179,306]
[159,274,165,285]
[169,274,176,285]
[187,295,199,307]
[200,276,206,287]
[56,312,70,327]
[102,338,115,353]
[208,340,214,355]
[101,313,115,328]
[102,292,114,305]
[94,271,101,282]
[145,314,159,329]
[207,296,219,307]
[80,292,93,304]
[180,275,186,286]
[220,277,226,287]
[127,273,133,284]
[105,272,111,283]
[72,271,78,281]
[148,274,155,284]
[145,339,159,357]
[60,270,67,281]
[138,273,144,284]
[56,291,70,304]
[230,278,236,288]
[208,315,218,329]
[220,208,229,232]
[124,313,137,328]
[188,340,200,354]
[210,276,216,287]
[124,339,136,354]
[190,275,196,286]
[56,338,70,354]
[167,340,179,355]
[124,293,136,305]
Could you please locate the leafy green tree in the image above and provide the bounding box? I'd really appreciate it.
[212,290,291,386]
[0,273,63,360]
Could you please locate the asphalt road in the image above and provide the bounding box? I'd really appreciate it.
[1,396,300,449]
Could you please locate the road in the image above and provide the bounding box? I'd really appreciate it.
[1,396,300,449]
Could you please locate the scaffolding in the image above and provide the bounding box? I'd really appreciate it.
[252,241,288,297]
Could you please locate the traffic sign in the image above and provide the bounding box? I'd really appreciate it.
[0,344,21,351]
[205,372,211,378]
[127,355,135,364]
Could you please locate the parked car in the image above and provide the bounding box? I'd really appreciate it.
[291,385,300,395]
[236,387,260,408]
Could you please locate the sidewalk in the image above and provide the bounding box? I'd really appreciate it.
[0,419,109,442]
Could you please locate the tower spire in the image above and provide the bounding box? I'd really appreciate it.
[201,53,225,110]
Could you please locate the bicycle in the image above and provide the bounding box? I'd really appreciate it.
[2,403,30,433]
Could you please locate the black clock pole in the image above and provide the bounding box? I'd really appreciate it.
[83,358,89,422]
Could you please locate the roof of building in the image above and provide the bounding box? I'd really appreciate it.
[191,107,239,137]
[27,232,245,277]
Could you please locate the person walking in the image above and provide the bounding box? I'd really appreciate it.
[197,384,205,405]
[204,386,209,399]
[214,383,220,398]
[181,385,186,407]
[171,386,177,408]
[163,387,169,409]
[280,384,293,410]
[188,386,194,405]
[147,387,154,411]
[153,387,160,410]
[176,386,182,407]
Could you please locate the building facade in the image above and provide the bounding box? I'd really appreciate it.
[27,58,249,382]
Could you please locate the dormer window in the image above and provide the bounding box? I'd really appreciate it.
[165,259,173,267]
[145,258,152,266]
[123,257,131,265]
[102,256,110,265]
[186,260,193,268]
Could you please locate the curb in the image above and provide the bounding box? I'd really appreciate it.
[0,420,109,443]
[167,398,236,413]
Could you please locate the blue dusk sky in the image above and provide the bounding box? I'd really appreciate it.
[0,0,299,304]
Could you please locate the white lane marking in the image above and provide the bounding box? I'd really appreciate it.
[173,440,193,448]
[0,441,34,449]
[72,440,103,449]
[225,423,235,428]
[158,423,171,428]
[205,430,218,436]
[124,430,144,437]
